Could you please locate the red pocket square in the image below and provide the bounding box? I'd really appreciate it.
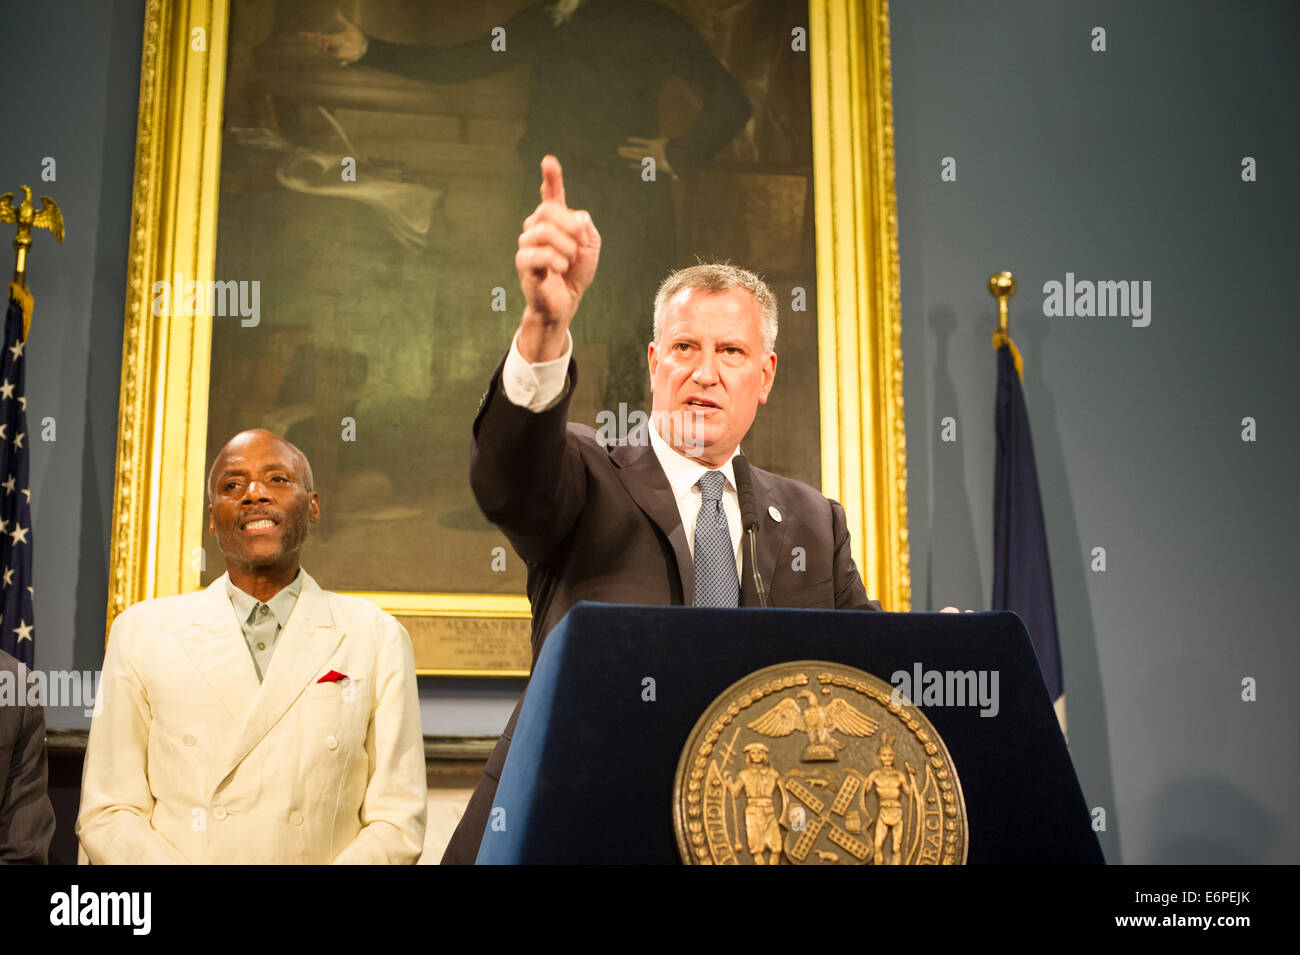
[317,670,348,684]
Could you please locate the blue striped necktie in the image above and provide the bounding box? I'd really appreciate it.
[693,470,738,607]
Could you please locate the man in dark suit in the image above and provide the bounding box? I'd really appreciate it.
[442,155,882,863]
[0,649,56,863]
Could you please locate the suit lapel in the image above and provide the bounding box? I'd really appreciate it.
[740,466,787,607]
[176,576,261,728]
[217,571,344,782]
[609,424,695,605]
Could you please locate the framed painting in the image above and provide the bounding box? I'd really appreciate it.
[108,0,908,674]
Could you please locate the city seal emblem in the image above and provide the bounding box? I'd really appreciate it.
[673,661,969,864]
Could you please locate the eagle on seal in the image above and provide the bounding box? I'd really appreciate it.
[747,689,878,761]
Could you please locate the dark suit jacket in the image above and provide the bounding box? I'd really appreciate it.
[442,356,880,863]
[0,650,55,864]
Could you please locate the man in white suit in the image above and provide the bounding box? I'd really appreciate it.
[77,430,427,864]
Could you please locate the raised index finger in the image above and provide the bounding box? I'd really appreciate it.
[539,155,566,208]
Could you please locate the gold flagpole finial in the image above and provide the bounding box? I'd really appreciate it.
[988,271,1023,381]
[2,185,66,290]
[988,270,1016,332]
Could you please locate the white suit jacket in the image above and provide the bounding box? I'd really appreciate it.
[77,570,427,864]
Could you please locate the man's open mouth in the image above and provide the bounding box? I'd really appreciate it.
[240,517,279,531]
[685,397,721,410]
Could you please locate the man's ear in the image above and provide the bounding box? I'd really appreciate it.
[308,493,321,524]
[647,340,658,390]
[207,505,216,536]
[758,351,778,404]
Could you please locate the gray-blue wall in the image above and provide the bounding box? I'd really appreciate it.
[3,0,1295,863]
[1,0,142,695]
[892,0,1298,863]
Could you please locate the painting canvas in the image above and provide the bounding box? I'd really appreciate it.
[201,0,823,664]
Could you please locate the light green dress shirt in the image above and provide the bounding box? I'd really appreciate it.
[225,570,304,682]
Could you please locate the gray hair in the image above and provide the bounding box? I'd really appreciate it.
[652,263,778,353]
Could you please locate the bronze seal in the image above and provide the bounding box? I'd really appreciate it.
[673,661,969,865]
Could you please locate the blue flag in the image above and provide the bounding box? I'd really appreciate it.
[991,334,1065,733]
[0,283,34,666]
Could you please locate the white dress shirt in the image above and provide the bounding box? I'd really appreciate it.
[501,330,744,582]
[501,328,573,412]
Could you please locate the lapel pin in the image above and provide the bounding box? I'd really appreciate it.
[768,505,782,523]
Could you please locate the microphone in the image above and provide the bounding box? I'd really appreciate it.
[732,455,768,608]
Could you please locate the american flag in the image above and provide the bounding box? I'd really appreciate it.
[0,284,34,666]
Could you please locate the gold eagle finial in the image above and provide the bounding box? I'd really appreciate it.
[1,185,65,244]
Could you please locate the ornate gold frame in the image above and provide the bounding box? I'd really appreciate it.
[809,0,909,616]
[107,0,908,674]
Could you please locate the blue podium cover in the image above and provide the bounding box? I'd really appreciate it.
[478,603,1102,864]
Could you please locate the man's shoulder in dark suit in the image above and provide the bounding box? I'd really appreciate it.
[0,650,56,864]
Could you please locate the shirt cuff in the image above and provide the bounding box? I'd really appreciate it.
[501,329,573,412]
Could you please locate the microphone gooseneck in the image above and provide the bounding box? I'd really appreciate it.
[732,455,768,608]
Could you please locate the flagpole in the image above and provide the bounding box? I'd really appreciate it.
[988,270,1015,332]
[2,186,63,340]
[12,231,27,289]
[987,268,1067,738]
[988,270,1023,382]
